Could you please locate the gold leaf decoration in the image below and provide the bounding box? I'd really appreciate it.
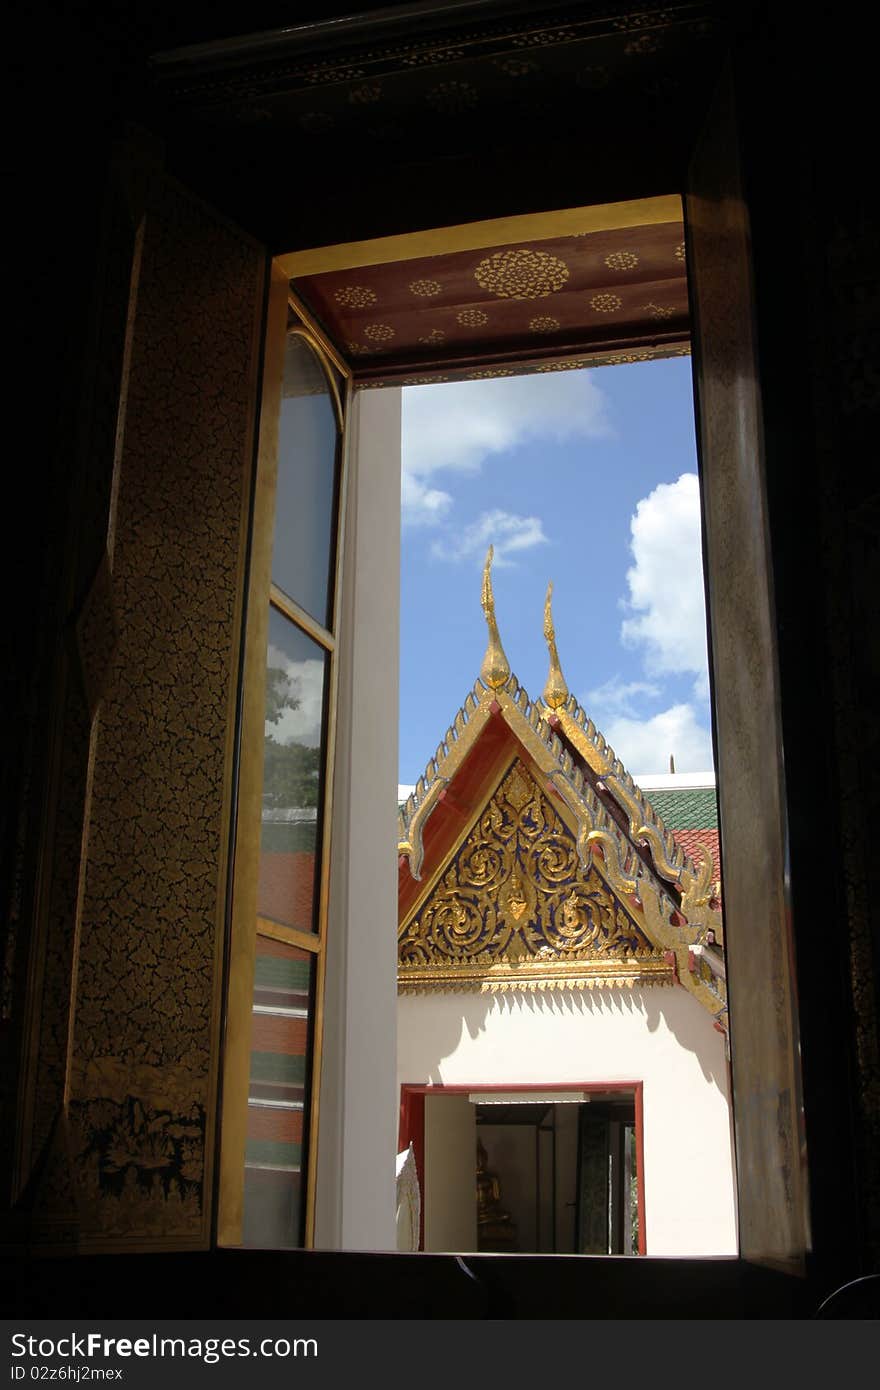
[675,242,686,261]
[305,62,365,85]
[364,323,395,342]
[493,57,538,77]
[542,581,568,711]
[479,545,510,692]
[335,285,377,309]
[418,328,446,345]
[409,278,443,298]
[475,248,570,301]
[625,32,662,55]
[404,47,465,67]
[529,315,560,333]
[399,760,656,981]
[590,292,623,313]
[644,302,676,320]
[64,179,265,1241]
[602,351,656,365]
[512,29,577,48]
[605,250,639,270]
[348,82,383,104]
[457,308,489,327]
[426,80,478,113]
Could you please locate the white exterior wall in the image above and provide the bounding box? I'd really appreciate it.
[398,985,738,1256]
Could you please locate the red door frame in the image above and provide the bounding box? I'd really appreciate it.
[398,1081,647,1255]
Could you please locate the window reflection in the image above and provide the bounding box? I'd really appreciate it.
[225,303,346,1253]
[272,333,339,628]
[258,608,328,934]
[243,938,314,1248]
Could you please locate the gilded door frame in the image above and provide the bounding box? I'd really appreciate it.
[217,265,353,1249]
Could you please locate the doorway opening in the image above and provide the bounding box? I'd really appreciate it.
[224,172,801,1264]
[399,1084,644,1256]
[476,1093,641,1256]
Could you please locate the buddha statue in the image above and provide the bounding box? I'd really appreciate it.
[476,1136,518,1252]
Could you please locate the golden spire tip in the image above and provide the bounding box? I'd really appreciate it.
[479,546,510,691]
[542,580,569,711]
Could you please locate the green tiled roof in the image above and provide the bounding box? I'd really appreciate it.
[400,789,718,828]
[645,787,718,830]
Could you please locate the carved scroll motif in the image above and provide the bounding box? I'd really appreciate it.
[399,759,658,979]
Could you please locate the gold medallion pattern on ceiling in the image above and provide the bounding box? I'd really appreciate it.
[605,250,640,270]
[473,248,570,300]
[160,2,719,117]
[399,759,659,989]
[295,219,689,385]
[334,285,376,308]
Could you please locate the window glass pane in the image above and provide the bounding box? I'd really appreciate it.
[258,608,328,934]
[243,937,314,1248]
[272,332,339,628]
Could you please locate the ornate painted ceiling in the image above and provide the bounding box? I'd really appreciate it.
[150,3,725,261]
[291,215,689,384]
[152,3,721,379]
[153,1,722,154]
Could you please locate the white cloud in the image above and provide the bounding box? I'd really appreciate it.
[601,703,714,776]
[585,675,662,719]
[620,472,709,700]
[401,473,453,526]
[585,673,714,775]
[265,650,325,747]
[431,508,548,565]
[401,371,611,525]
[585,476,714,775]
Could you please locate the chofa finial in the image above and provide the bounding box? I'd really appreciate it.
[542,581,569,711]
[480,546,511,690]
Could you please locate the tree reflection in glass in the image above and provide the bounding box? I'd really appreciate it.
[257,609,329,934]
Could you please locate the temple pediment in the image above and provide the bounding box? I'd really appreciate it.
[397,550,726,1021]
[399,758,673,993]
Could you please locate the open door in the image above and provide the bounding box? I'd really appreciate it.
[685,64,809,1272]
[21,150,270,1253]
[423,1094,477,1253]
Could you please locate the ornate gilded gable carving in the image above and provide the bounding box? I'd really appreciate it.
[399,760,672,993]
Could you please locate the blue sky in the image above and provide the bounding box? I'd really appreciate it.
[399,357,715,785]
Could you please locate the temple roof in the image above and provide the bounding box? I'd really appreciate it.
[398,776,720,879]
[639,785,717,829]
[625,777,720,891]
[397,555,725,1024]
